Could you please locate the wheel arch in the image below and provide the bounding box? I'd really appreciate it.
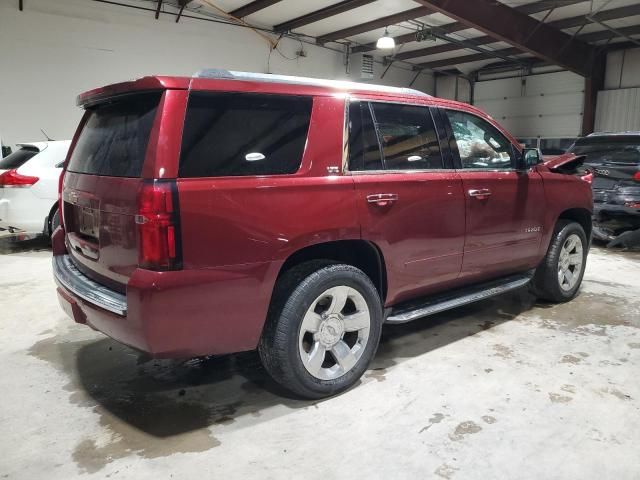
[558,208,592,240]
[276,240,388,303]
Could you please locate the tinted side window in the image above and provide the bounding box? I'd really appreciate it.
[179,93,312,177]
[446,109,513,170]
[348,102,383,171]
[371,103,442,170]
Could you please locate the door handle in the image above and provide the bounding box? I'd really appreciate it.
[367,193,398,207]
[468,189,492,199]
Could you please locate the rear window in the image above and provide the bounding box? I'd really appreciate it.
[67,93,161,177]
[569,137,640,165]
[179,92,312,177]
[0,147,38,170]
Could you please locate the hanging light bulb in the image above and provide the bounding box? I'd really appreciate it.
[376,27,395,50]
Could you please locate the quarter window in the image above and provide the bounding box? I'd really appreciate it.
[371,103,443,170]
[446,110,514,170]
[179,93,312,177]
[348,102,383,171]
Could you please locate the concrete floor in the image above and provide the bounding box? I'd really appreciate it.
[1,241,639,480]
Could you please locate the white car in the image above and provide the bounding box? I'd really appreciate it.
[0,140,70,237]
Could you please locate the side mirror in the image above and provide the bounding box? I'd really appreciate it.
[517,148,541,171]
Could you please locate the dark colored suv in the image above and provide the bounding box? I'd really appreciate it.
[567,132,640,242]
[53,70,593,398]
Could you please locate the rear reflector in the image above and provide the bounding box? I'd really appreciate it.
[633,171,640,182]
[0,169,39,187]
[136,180,181,271]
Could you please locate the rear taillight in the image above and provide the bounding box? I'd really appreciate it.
[580,170,593,184]
[0,169,39,187]
[633,171,640,182]
[136,180,181,271]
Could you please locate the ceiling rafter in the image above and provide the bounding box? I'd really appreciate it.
[413,23,640,71]
[228,0,282,19]
[412,0,597,76]
[394,3,640,62]
[316,7,433,44]
[351,0,585,53]
[274,0,376,33]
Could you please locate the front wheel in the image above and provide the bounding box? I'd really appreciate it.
[531,220,588,302]
[259,263,383,399]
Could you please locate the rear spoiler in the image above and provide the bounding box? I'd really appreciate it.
[77,76,190,108]
[543,152,586,173]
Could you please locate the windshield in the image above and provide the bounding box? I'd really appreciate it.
[0,147,39,170]
[568,137,640,165]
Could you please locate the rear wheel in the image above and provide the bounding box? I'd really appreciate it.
[531,220,588,302]
[259,262,382,399]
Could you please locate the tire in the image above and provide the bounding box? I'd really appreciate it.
[49,208,60,237]
[259,262,383,399]
[531,220,588,303]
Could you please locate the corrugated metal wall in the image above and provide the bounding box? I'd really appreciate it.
[474,71,584,138]
[595,88,640,132]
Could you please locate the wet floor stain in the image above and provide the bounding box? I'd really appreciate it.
[365,367,388,382]
[481,415,497,424]
[601,387,632,401]
[629,343,640,349]
[549,392,573,403]
[435,463,459,479]
[492,344,514,359]
[419,412,445,433]
[560,354,583,364]
[535,291,640,334]
[561,384,577,394]
[26,335,295,473]
[449,421,482,441]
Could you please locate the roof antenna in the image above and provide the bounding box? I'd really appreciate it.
[40,129,54,141]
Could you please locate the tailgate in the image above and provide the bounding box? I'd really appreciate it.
[62,92,162,290]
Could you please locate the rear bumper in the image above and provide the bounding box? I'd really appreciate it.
[53,252,276,358]
[53,255,127,315]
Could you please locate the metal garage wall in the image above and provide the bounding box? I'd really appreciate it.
[474,71,585,139]
[595,88,640,132]
[596,48,640,132]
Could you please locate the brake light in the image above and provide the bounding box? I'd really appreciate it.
[580,171,593,184]
[0,169,39,187]
[633,171,640,182]
[136,180,181,271]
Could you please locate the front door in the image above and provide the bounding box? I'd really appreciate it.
[348,100,465,305]
[441,108,546,282]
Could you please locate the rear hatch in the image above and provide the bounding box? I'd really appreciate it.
[569,136,640,204]
[63,92,162,291]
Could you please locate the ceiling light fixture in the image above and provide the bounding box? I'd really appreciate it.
[376,27,395,50]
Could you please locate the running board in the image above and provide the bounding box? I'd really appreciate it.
[386,272,534,324]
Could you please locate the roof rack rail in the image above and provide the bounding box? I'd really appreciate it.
[193,69,430,97]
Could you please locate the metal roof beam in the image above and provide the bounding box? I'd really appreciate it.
[351,0,585,53]
[274,0,376,33]
[413,0,596,76]
[395,3,640,62]
[229,0,282,18]
[317,7,432,44]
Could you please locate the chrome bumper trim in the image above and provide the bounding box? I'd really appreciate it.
[53,254,127,316]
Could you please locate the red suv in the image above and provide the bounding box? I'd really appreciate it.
[53,70,592,399]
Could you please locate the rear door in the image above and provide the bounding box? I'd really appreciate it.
[350,100,465,305]
[441,108,546,281]
[63,92,163,290]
